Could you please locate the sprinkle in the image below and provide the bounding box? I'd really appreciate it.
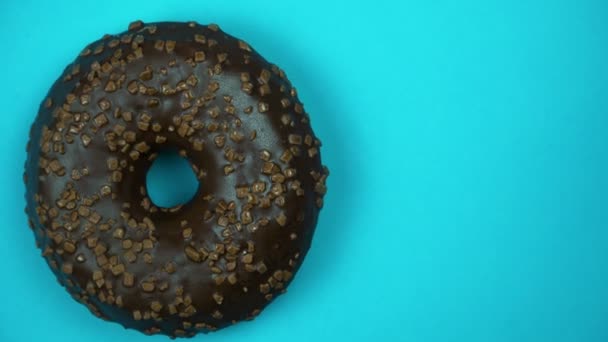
[123,273,135,287]
[212,292,223,305]
[276,212,287,226]
[141,282,155,292]
[93,114,109,128]
[194,51,206,62]
[185,246,202,262]
[128,20,144,31]
[165,40,176,53]
[258,102,269,113]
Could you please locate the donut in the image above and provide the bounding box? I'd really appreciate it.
[23,20,329,337]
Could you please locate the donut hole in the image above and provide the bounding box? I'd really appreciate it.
[146,149,199,208]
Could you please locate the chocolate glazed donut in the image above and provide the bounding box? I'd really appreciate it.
[23,21,329,337]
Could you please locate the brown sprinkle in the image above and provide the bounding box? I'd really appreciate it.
[93,114,109,128]
[165,40,176,53]
[212,292,223,305]
[276,212,287,226]
[128,20,144,31]
[194,34,206,43]
[141,282,155,292]
[194,51,206,62]
[258,102,269,113]
[62,263,73,275]
[241,254,253,264]
[238,40,251,51]
[123,272,135,287]
[185,246,202,262]
[63,241,76,253]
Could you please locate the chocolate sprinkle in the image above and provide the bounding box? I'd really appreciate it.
[24,20,328,338]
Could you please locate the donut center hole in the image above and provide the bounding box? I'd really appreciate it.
[146,149,199,208]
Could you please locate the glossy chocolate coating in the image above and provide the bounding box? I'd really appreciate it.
[23,21,328,337]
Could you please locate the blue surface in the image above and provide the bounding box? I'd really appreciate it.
[1,1,608,341]
[146,150,200,209]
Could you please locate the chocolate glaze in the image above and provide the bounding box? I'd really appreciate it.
[24,21,328,337]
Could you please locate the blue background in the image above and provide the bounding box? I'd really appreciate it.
[1,1,607,341]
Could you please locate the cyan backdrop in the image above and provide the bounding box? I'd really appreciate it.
[1,1,607,341]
